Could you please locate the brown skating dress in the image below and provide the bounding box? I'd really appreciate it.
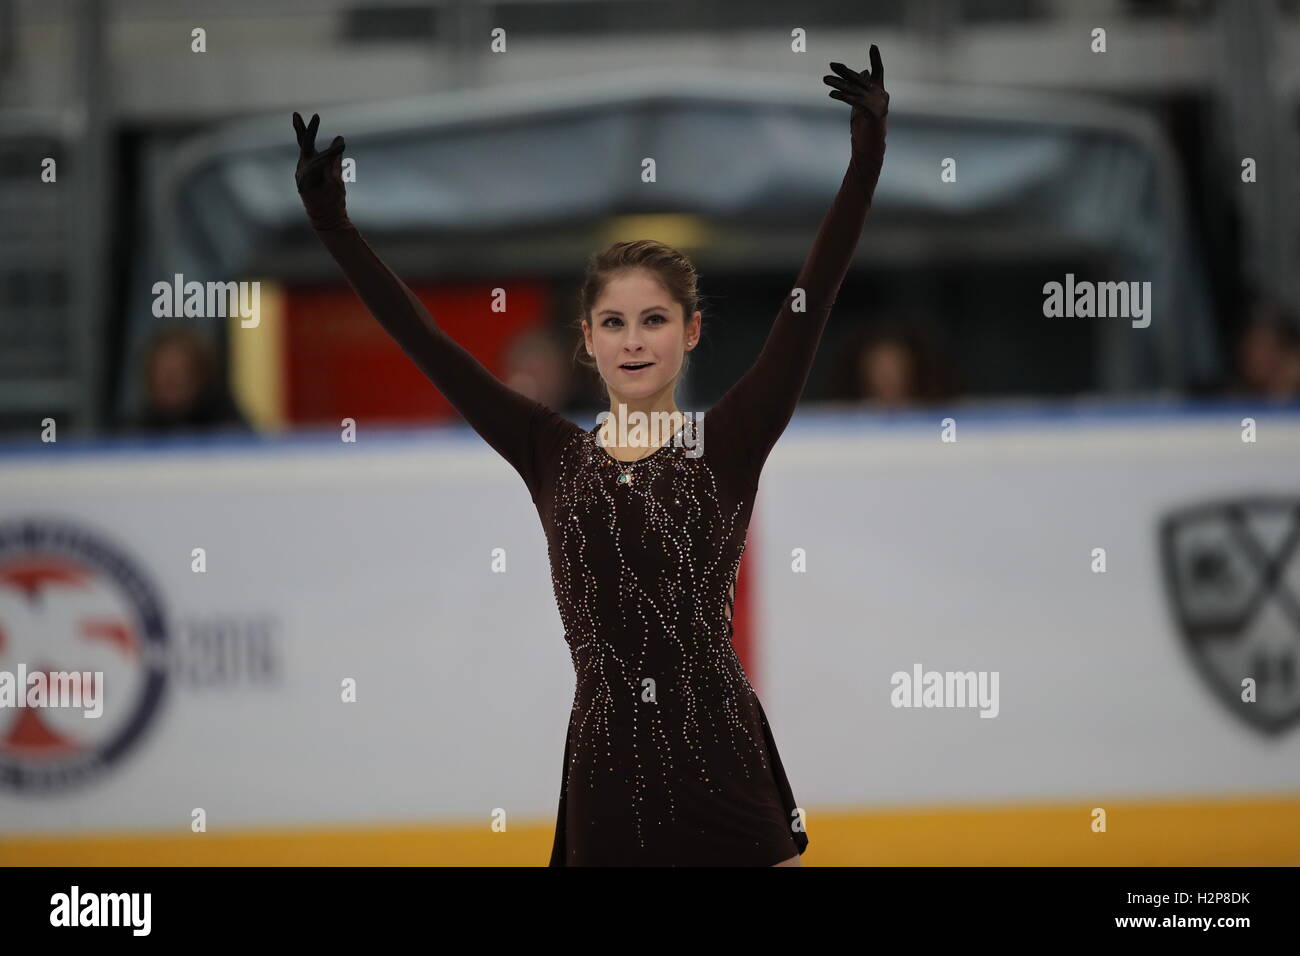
[292,57,886,864]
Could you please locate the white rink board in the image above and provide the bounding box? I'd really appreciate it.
[1,410,1298,836]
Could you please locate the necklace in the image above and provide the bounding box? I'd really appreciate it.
[613,445,655,486]
[598,415,686,486]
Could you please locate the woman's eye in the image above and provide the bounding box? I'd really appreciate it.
[602,314,665,327]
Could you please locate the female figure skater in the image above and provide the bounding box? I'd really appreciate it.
[292,46,888,867]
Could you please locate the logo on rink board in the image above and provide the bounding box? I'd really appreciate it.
[0,518,169,792]
[1160,497,1300,735]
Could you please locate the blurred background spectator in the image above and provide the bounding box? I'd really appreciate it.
[1230,298,1300,401]
[502,326,582,415]
[130,325,251,434]
[826,316,958,408]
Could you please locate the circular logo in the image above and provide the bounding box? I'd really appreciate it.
[0,518,168,792]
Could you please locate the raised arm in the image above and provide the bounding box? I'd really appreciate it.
[291,112,575,500]
[706,46,889,484]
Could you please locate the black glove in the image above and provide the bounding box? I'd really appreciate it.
[292,111,351,231]
[823,44,889,199]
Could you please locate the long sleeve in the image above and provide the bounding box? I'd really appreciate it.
[706,155,874,489]
[313,224,576,501]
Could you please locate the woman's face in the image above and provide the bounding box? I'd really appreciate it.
[859,340,914,405]
[584,269,700,405]
[147,341,202,414]
[1238,324,1282,389]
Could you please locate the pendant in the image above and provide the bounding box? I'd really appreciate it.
[618,472,633,485]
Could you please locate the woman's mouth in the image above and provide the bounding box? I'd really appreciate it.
[619,362,654,374]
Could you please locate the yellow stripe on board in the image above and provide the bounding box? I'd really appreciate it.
[4,795,1299,866]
